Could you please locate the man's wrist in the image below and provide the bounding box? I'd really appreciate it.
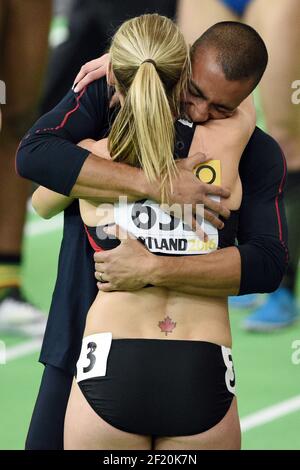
[147,255,164,286]
[138,171,160,202]
[134,169,150,199]
[147,255,177,287]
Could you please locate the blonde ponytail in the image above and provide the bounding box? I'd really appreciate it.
[108,14,190,202]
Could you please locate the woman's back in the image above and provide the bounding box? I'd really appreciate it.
[79,111,251,347]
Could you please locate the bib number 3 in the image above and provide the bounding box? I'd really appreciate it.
[76,332,112,383]
[83,342,97,373]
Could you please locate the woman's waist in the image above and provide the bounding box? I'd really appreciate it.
[84,287,231,346]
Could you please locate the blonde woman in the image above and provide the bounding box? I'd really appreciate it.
[32,14,256,449]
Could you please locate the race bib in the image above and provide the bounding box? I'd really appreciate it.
[76,332,112,383]
[221,345,236,395]
[114,160,220,256]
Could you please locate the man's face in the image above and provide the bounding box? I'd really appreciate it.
[186,47,254,123]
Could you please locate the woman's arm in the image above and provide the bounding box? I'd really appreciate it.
[32,187,73,219]
[32,139,97,219]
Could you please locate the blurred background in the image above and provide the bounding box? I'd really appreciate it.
[0,0,299,450]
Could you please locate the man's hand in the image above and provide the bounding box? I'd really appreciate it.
[73,54,109,93]
[94,225,154,292]
[148,152,231,231]
[174,152,231,229]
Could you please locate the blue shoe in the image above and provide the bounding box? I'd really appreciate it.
[242,288,298,332]
[229,294,259,309]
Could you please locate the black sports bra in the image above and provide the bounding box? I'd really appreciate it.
[84,119,239,255]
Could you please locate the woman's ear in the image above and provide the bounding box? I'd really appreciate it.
[107,61,116,86]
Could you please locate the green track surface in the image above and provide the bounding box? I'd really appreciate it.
[0,219,62,450]
[0,97,299,449]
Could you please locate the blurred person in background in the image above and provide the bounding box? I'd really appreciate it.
[40,0,178,114]
[0,0,52,337]
[177,0,300,330]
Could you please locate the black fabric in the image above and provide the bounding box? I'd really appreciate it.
[39,201,97,373]
[0,254,21,264]
[78,338,234,437]
[236,128,288,294]
[174,119,196,158]
[17,78,110,196]
[25,365,73,450]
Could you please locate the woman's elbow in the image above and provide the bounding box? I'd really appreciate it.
[31,195,53,220]
[32,205,53,220]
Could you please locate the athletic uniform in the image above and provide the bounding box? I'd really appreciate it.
[220,0,253,16]
[76,120,237,437]
[16,77,288,448]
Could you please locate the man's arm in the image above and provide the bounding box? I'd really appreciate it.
[16,78,230,224]
[235,128,289,294]
[149,128,288,296]
[149,246,240,297]
[16,79,108,195]
[16,78,145,200]
[96,128,288,297]
[15,78,154,200]
[71,152,148,199]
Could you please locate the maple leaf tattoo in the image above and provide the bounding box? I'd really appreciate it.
[158,316,177,336]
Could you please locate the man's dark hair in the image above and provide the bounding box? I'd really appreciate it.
[191,21,268,89]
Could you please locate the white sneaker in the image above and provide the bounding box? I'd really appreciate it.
[0,288,47,337]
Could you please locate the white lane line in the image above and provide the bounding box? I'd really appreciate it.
[24,214,63,237]
[240,395,300,432]
[5,339,42,362]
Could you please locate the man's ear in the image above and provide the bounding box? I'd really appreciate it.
[107,61,116,86]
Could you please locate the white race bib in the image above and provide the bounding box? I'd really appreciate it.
[114,199,218,255]
[76,332,112,383]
